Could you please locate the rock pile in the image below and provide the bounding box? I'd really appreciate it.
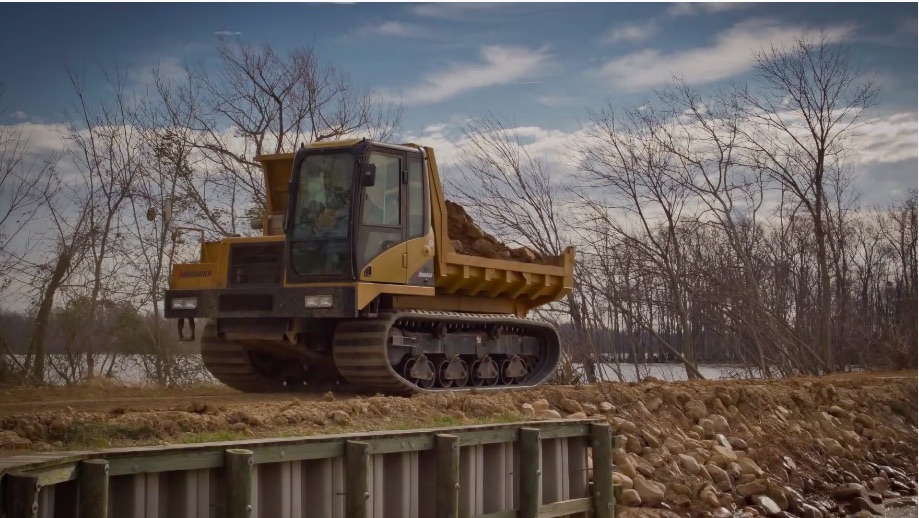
[516,377,917,518]
[444,200,546,264]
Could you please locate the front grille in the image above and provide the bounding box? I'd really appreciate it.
[219,293,273,312]
[228,243,284,286]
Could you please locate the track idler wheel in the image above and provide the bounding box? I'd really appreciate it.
[501,355,528,385]
[438,355,469,388]
[404,355,436,389]
[471,356,500,386]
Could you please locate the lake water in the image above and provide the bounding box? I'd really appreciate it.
[12,354,774,386]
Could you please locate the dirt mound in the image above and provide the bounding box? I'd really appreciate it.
[444,200,547,264]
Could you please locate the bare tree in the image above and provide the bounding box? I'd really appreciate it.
[60,64,144,379]
[734,33,880,371]
[575,103,705,379]
[154,39,402,236]
[447,114,600,381]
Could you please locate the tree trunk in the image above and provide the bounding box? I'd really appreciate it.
[27,251,71,385]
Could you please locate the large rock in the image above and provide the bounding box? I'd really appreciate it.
[535,409,562,420]
[739,457,764,476]
[678,454,701,475]
[566,411,587,420]
[611,417,637,435]
[684,400,708,420]
[671,493,692,508]
[672,483,693,496]
[532,399,550,411]
[599,402,615,413]
[645,452,665,468]
[640,428,661,449]
[620,489,642,507]
[700,419,715,439]
[706,463,733,492]
[714,434,732,449]
[798,503,822,518]
[826,405,847,418]
[819,438,846,456]
[665,437,686,455]
[832,483,868,501]
[713,445,737,462]
[730,437,749,450]
[633,478,665,507]
[614,452,639,479]
[709,414,732,435]
[471,238,497,257]
[766,487,789,511]
[699,486,721,508]
[330,410,351,425]
[646,397,664,412]
[560,398,583,414]
[624,434,643,455]
[868,477,889,492]
[726,462,743,481]
[850,496,885,515]
[583,403,598,415]
[612,471,633,490]
[751,495,782,516]
[737,479,769,498]
[520,403,535,417]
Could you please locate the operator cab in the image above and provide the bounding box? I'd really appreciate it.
[285,139,430,285]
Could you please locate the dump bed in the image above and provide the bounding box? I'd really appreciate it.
[424,150,574,311]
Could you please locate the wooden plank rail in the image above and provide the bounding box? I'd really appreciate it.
[0,418,619,518]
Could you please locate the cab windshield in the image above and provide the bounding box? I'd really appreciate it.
[290,153,354,276]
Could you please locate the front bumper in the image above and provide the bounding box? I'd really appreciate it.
[164,286,358,320]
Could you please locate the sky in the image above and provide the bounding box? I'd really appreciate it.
[0,1,916,203]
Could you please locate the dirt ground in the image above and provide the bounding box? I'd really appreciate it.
[0,370,916,518]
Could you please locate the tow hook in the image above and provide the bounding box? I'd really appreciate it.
[178,318,196,342]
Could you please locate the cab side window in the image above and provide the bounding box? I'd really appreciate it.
[408,158,425,238]
[363,153,401,226]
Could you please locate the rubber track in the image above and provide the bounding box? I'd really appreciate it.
[199,320,286,392]
[332,310,561,395]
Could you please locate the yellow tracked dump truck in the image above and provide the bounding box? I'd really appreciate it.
[165,139,575,394]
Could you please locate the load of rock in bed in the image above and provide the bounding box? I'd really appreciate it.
[445,200,547,264]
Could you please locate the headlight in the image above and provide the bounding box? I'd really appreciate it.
[305,295,333,308]
[171,297,198,309]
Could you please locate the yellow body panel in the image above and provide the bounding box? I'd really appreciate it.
[358,238,408,284]
[359,231,436,283]
[171,235,285,290]
[405,229,436,276]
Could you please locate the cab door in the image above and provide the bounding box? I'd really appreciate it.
[356,149,408,284]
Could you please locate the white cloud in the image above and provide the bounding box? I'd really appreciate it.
[594,19,852,91]
[359,20,436,39]
[375,21,412,37]
[849,112,919,165]
[412,3,504,20]
[213,31,241,37]
[668,2,747,17]
[396,45,551,105]
[534,95,579,107]
[128,56,188,87]
[9,111,28,121]
[600,20,658,44]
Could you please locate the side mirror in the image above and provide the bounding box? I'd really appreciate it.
[361,163,377,187]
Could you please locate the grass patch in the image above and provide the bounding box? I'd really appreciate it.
[183,430,249,444]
